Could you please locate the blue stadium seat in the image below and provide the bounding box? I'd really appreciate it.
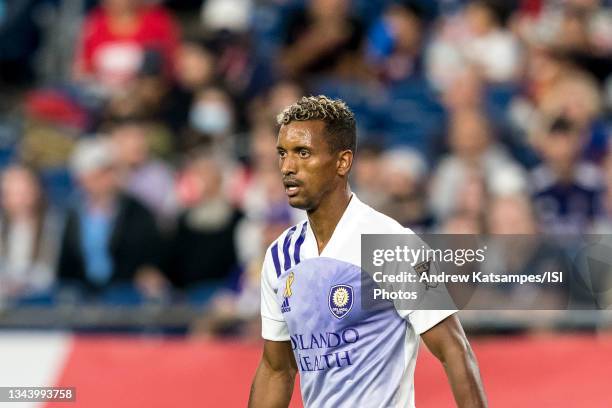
[311,78,389,138]
[383,78,445,151]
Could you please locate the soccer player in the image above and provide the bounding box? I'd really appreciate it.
[249,96,487,407]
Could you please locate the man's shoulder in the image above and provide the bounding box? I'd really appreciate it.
[266,220,308,252]
[119,193,154,216]
[263,220,309,278]
[353,198,414,235]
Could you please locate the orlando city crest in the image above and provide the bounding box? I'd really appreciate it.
[329,284,354,319]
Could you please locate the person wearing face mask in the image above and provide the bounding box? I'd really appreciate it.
[186,87,236,151]
[165,39,218,133]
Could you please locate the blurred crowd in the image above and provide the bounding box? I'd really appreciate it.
[0,0,610,334]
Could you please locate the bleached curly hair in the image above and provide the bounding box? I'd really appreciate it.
[276,95,356,153]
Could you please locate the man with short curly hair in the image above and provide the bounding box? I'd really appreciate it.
[249,96,487,407]
[276,95,356,154]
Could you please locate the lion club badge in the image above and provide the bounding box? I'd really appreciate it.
[329,284,354,319]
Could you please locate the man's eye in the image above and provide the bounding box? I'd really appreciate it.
[278,151,287,158]
[299,150,310,158]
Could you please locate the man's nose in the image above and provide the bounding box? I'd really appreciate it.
[280,155,297,176]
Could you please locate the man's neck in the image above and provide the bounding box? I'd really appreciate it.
[307,186,352,255]
[87,192,117,213]
[552,161,576,184]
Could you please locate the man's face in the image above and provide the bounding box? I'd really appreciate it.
[541,129,582,166]
[277,120,339,211]
[79,167,118,199]
[111,124,149,167]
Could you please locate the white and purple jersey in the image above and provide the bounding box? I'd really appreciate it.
[261,195,455,407]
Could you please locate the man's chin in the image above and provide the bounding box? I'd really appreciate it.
[287,196,309,210]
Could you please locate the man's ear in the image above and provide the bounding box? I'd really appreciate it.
[337,150,353,177]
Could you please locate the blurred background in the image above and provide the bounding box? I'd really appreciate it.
[0,0,611,406]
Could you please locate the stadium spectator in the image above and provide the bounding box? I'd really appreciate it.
[248,80,305,128]
[279,0,366,78]
[366,1,426,83]
[73,0,180,94]
[190,204,292,339]
[234,123,291,214]
[175,39,217,94]
[0,165,60,302]
[487,194,538,235]
[508,46,570,138]
[591,149,612,308]
[166,39,218,132]
[351,143,385,210]
[531,115,604,234]
[377,147,433,231]
[58,138,167,297]
[170,151,244,289]
[187,86,236,151]
[592,149,612,233]
[536,71,605,161]
[439,210,484,234]
[100,71,177,161]
[427,0,521,88]
[429,108,526,221]
[516,0,612,56]
[107,118,178,229]
[441,67,484,113]
[510,58,605,162]
[233,123,301,264]
[539,72,602,132]
[485,194,570,308]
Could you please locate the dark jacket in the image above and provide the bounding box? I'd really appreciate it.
[169,206,243,288]
[58,194,164,289]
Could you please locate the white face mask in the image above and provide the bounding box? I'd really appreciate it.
[189,102,232,135]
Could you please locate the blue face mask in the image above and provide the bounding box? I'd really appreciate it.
[189,103,232,135]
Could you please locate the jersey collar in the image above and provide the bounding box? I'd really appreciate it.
[304,193,363,258]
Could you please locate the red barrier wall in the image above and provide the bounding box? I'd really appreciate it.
[46,334,612,408]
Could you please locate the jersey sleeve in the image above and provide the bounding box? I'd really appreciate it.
[405,309,457,334]
[260,246,291,341]
[391,228,457,335]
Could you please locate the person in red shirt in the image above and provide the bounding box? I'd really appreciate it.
[74,0,180,93]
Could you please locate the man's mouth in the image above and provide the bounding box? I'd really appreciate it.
[283,180,301,197]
